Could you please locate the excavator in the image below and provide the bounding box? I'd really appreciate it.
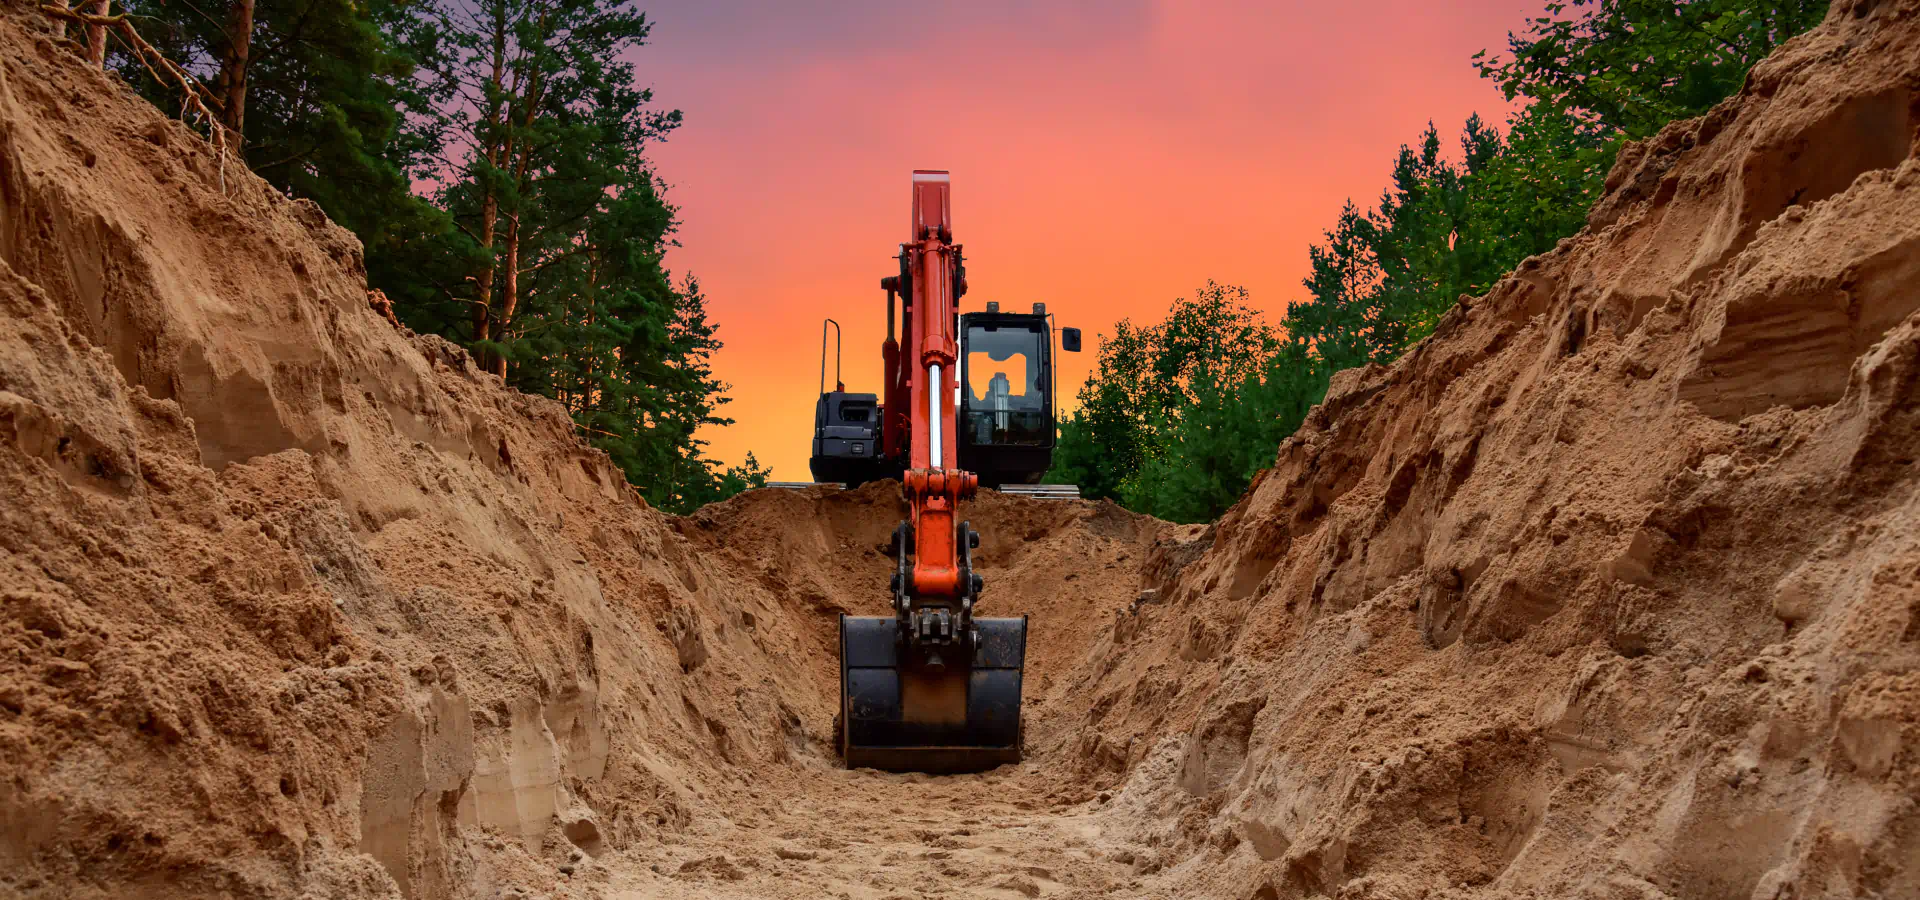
[819,171,1080,772]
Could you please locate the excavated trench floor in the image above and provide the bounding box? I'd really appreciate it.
[592,486,1187,899]
[601,767,1143,899]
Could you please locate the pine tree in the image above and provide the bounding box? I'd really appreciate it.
[1476,0,1829,140]
[401,0,680,375]
[1045,3,1832,523]
[1289,202,1375,372]
[113,0,440,246]
[116,0,765,512]
[362,0,754,511]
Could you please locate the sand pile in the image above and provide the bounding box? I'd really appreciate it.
[0,11,1179,891]
[1045,1,1920,895]
[1,0,1918,897]
[0,8,1178,896]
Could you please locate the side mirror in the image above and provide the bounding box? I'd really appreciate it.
[1061,327,1082,352]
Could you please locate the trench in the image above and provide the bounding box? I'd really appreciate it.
[6,5,1920,900]
[566,486,1187,899]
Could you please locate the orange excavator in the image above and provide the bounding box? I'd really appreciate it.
[823,171,1079,772]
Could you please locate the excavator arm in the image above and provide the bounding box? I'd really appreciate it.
[838,172,1027,773]
[902,171,973,615]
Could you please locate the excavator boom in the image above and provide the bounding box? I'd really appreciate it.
[903,171,967,601]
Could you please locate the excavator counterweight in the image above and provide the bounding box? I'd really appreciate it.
[821,172,1076,773]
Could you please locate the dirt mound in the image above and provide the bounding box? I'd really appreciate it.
[2,0,1918,898]
[1048,1,1920,896]
[0,22,1174,888]
[0,9,1158,896]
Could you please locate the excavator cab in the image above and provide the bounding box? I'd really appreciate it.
[810,312,1082,487]
[958,304,1075,487]
[809,305,1079,488]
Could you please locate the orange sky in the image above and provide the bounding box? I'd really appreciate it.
[638,0,1545,480]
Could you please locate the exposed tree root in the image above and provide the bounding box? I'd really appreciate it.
[38,3,235,189]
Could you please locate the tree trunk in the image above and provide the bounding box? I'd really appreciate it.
[470,0,509,367]
[83,0,107,68]
[489,66,543,379]
[215,0,255,132]
[580,254,598,412]
[494,210,520,379]
[473,180,498,351]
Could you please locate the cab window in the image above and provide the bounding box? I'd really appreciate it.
[964,323,1047,446]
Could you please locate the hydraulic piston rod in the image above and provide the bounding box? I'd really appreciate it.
[927,364,943,468]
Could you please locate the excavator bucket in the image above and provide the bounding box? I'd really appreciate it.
[839,615,1026,773]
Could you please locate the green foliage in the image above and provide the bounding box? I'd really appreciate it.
[1476,0,1829,139]
[1047,283,1292,522]
[114,0,440,244]
[1057,0,1826,523]
[114,0,763,513]
[1066,106,1606,523]
[387,0,754,512]
[712,452,774,504]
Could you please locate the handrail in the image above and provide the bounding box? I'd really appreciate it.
[820,318,843,395]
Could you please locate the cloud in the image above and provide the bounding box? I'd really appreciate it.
[641,0,1156,64]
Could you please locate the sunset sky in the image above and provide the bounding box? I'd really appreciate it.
[637,0,1547,480]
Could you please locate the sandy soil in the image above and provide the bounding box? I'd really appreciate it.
[593,768,1135,899]
[2,0,1919,898]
